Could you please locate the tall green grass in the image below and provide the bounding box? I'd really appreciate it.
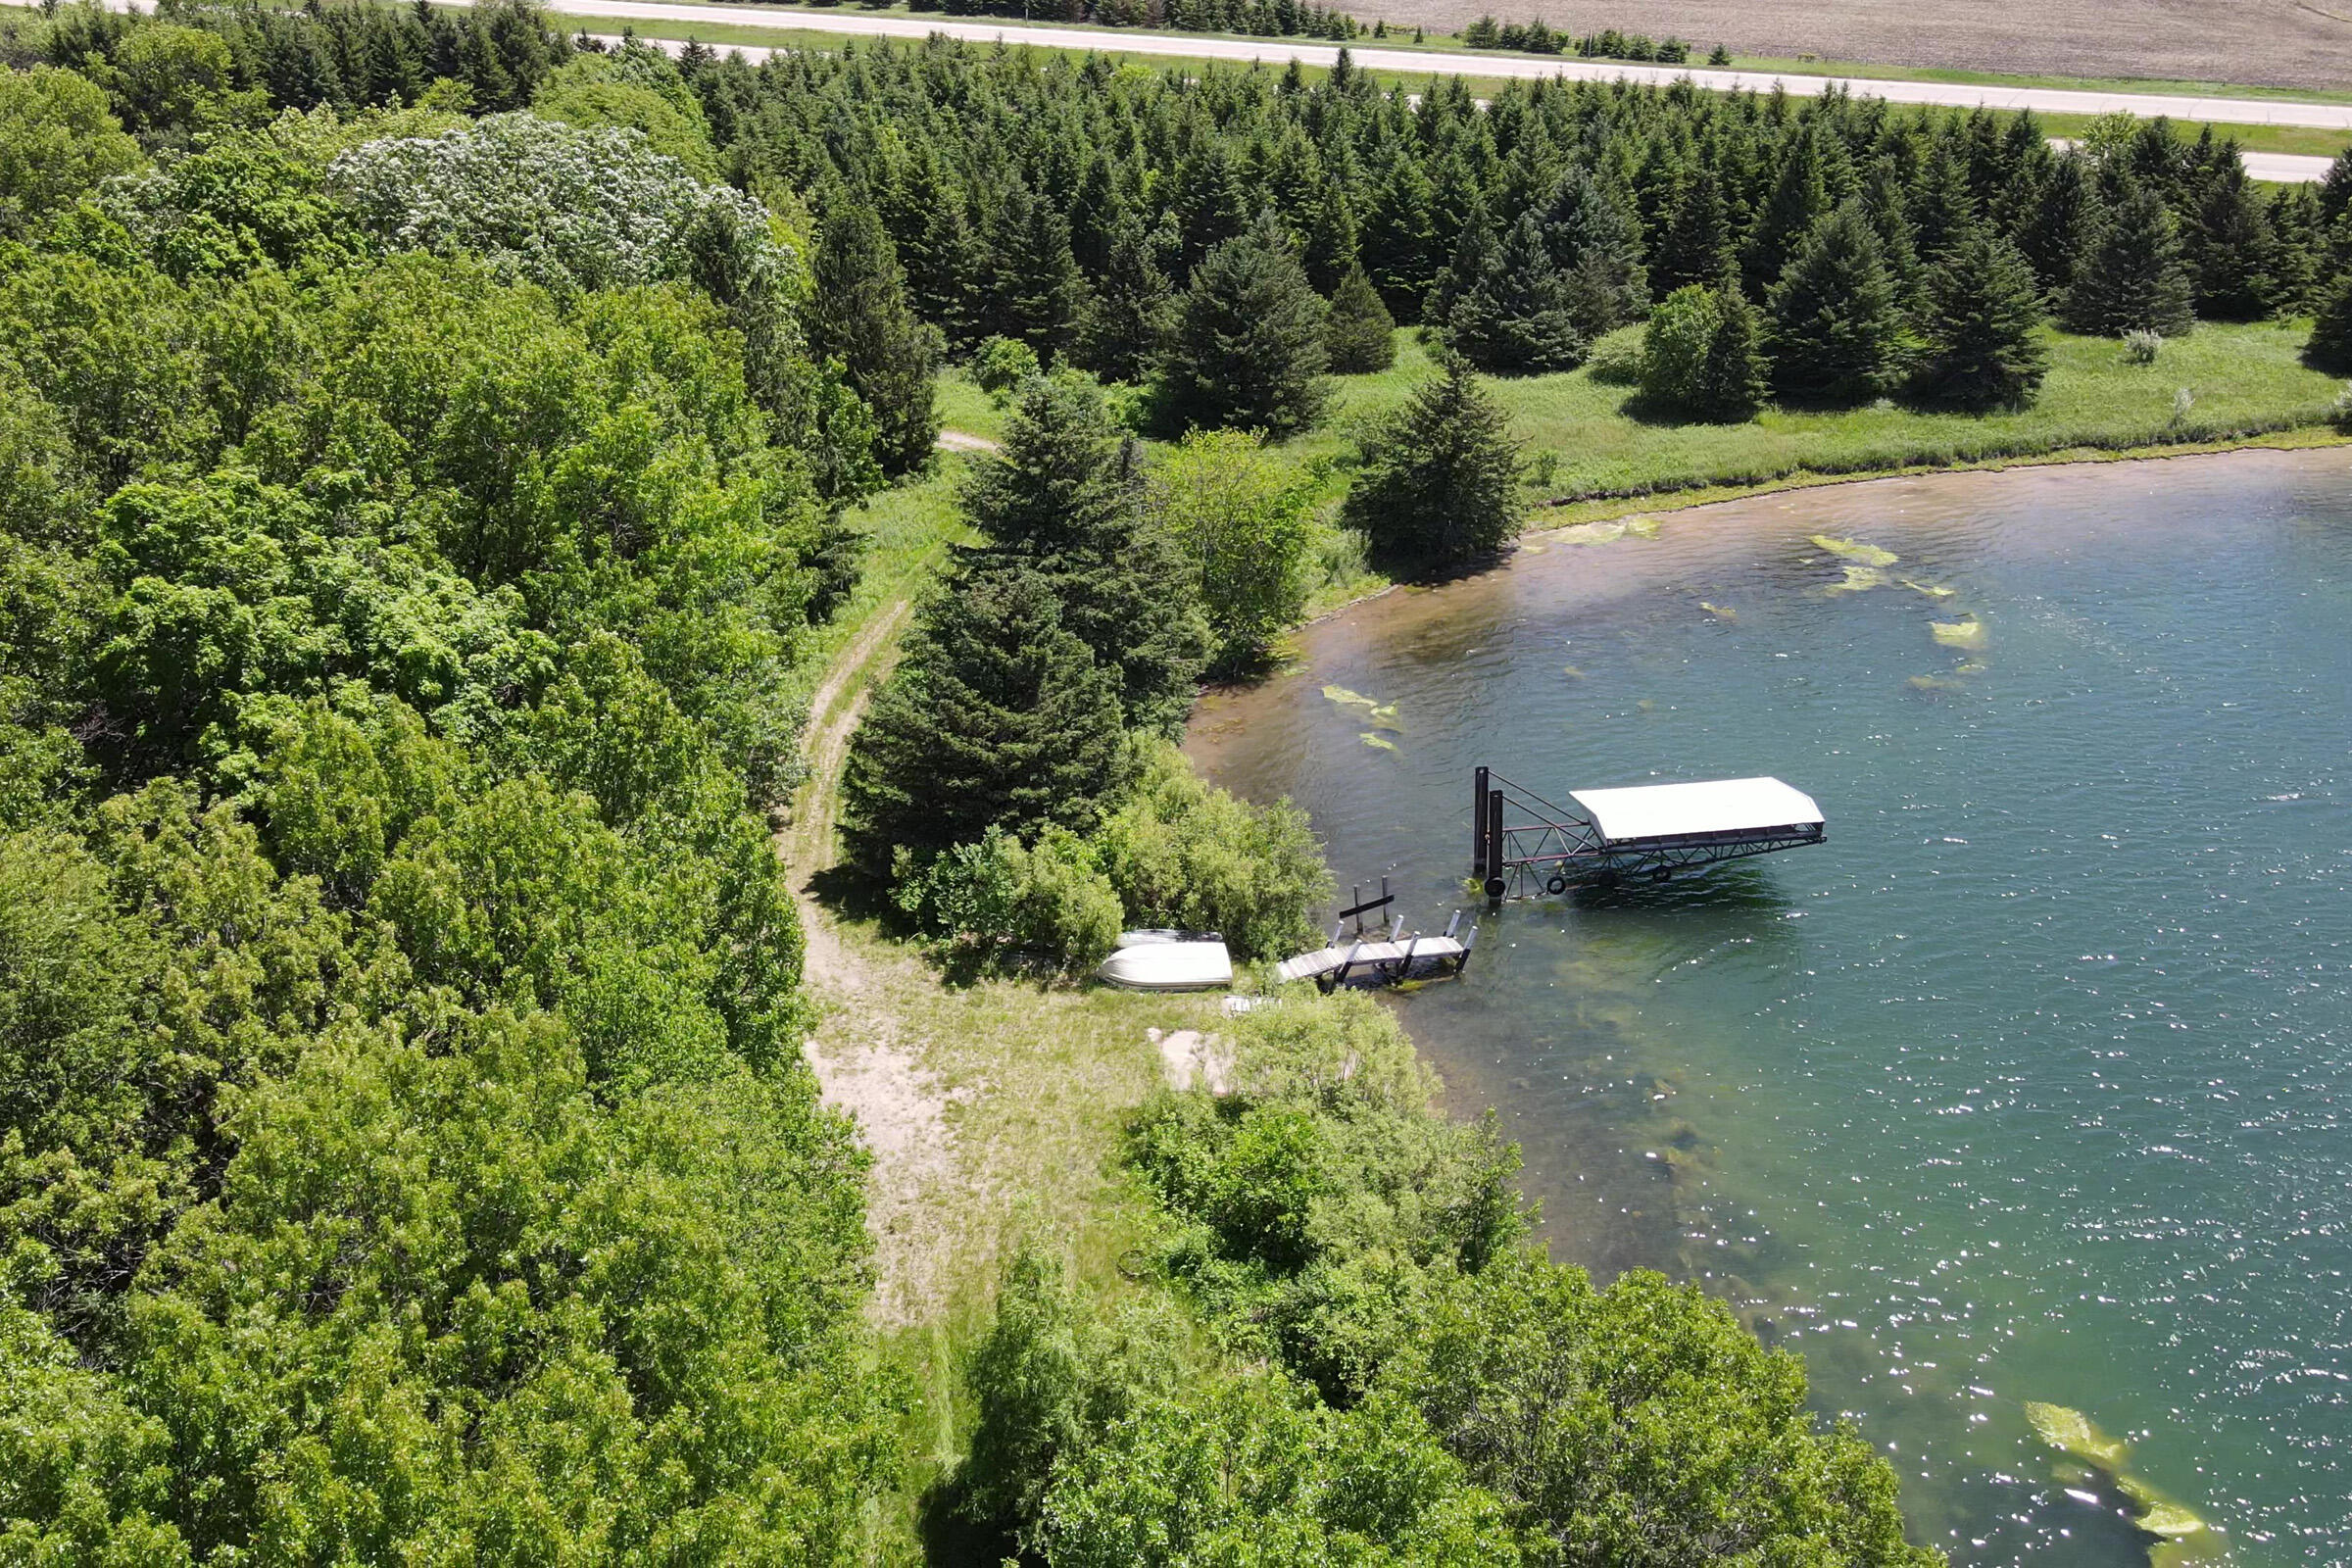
[1302,319,2347,509]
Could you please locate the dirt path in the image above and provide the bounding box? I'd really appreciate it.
[782,596,963,1325]
[934,428,1002,454]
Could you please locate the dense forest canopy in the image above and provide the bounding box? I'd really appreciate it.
[0,0,2338,1560]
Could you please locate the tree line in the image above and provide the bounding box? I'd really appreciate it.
[668,36,2347,427]
[0,7,909,1557]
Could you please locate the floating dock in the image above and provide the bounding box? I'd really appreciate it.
[1274,884,1474,991]
[1474,767,1825,897]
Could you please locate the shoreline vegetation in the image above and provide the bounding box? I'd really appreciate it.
[0,1,2340,1562]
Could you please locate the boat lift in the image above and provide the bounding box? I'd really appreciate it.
[1472,766,1826,899]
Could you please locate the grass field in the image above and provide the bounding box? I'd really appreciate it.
[1342,0,2352,95]
[1294,319,2349,514]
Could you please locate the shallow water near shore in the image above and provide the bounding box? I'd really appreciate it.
[1189,449,2352,1567]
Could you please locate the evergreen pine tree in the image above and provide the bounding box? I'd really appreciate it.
[1323,262,1397,372]
[809,188,942,477]
[1173,142,1250,275]
[1537,164,1649,333]
[2064,179,2196,338]
[2016,152,2093,297]
[1446,212,1591,374]
[1361,154,1442,321]
[840,559,1126,874]
[1860,158,1927,310]
[1657,168,1735,293]
[890,146,985,346]
[1765,202,1904,404]
[981,182,1084,361]
[2187,160,2278,320]
[1162,212,1332,436]
[1342,350,1524,576]
[964,376,1211,733]
[1909,137,1978,265]
[1068,150,1125,276]
[2307,272,2352,374]
[1742,127,1830,295]
[1426,188,1496,325]
[1697,280,1770,421]
[1074,217,1175,384]
[1915,224,2048,411]
[2263,185,2325,315]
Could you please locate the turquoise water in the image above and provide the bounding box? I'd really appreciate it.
[1189,451,2352,1566]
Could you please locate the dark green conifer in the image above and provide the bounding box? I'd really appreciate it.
[1074,218,1175,384]
[1342,350,1524,576]
[1657,168,1735,293]
[1537,164,1649,333]
[1446,212,1591,374]
[2307,273,2352,373]
[1697,281,1770,421]
[1915,224,2048,411]
[1173,142,1250,275]
[809,188,942,477]
[1909,138,1978,265]
[2016,152,2093,296]
[1162,213,1331,436]
[1741,128,1830,295]
[2064,180,2196,338]
[1765,202,1904,403]
[980,182,1083,360]
[1361,155,1441,321]
[1322,262,1397,373]
[840,560,1125,873]
[2187,160,2278,320]
[965,376,1210,733]
[1426,188,1496,325]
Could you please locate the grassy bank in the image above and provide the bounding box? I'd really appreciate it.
[1300,318,2348,510]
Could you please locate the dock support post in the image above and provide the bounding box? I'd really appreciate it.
[1483,792,1506,900]
[1472,766,1490,875]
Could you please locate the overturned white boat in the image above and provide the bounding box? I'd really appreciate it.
[1096,937,1233,991]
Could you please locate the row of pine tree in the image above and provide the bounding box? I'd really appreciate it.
[672,42,2351,427]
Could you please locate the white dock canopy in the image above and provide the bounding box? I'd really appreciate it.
[1567,777,1824,847]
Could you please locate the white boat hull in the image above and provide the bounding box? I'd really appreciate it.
[1095,940,1234,991]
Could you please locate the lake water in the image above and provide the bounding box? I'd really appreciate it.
[1189,450,2352,1567]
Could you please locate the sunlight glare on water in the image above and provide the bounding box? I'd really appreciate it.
[1189,451,2352,1567]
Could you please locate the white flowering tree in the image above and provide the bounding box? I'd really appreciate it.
[330,111,792,305]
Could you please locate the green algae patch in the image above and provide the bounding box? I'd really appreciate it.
[2024,1401,2222,1557]
[1553,514,1660,547]
[1357,731,1397,752]
[1902,578,1957,599]
[2024,1402,2132,1470]
[1699,601,1738,620]
[1908,674,1967,692]
[1931,615,1987,651]
[1825,564,1890,594]
[1812,534,1898,567]
[1323,685,1380,710]
[1366,703,1401,729]
[1561,664,1587,680]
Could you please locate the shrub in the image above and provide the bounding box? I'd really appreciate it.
[972,333,1043,396]
[1146,429,1317,672]
[2122,328,2164,365]
[1096,740,1330,959]
[895,824,1123,972]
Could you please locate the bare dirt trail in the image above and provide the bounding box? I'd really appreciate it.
[782,595,964,1327]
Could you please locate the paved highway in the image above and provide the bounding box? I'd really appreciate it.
[512,0,2352,130]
